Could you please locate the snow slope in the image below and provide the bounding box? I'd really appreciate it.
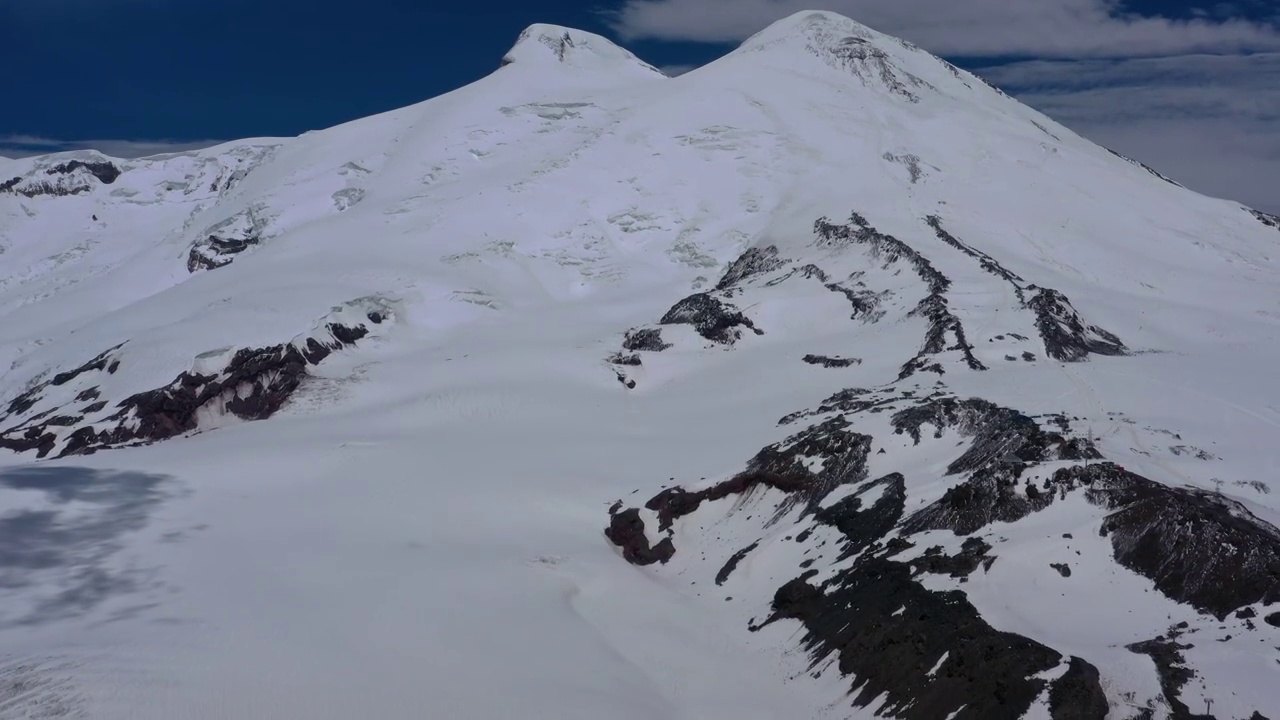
[1,11,1279,719]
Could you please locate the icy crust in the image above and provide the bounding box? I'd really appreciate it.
[607,380,1280,718]
[0,297,394,458]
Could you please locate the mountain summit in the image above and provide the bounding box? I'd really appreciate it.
[2,11,1279,720]
[501,23,665,79]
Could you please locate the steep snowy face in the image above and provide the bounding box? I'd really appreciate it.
[2,11,1280,720]
[500,23,666,80]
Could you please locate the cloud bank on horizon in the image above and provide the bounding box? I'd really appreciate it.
[0,135,225,161]
[607,0,1280,214]
[606,0,1280,57]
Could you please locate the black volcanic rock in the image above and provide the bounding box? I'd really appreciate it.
[802,354,861,368]
[715,541,760,585]
[621,328,671,352]
[1076,463,1280,618]
[716,245,787,289]
[46,160,122,184]
[3,318,380,459]
[755,557,1061,720]
[605,507,674,565]
[659,293,762,344]
[1028,289,1127,361]
[1048,657,1109,720]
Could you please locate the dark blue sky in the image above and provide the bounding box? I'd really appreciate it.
[0,0,727,143]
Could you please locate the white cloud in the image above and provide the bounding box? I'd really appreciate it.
[978,53,1280,213]
[607,0,1280,58]
[0,135,224,159]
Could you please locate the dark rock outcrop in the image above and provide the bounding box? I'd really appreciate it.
[1250,209,1280,231]
[646,417,871,532]
[925,215,1026,301]
[1077,463,1280,618]
[1028,289,1127,361]
[603,375,1280,718]
[605,507,674,565]
[1048,657,1109,720]
[824,281,888,322]
[716,245,787,289]
[659,293,762,344]
[1127,630,1202,718]
[780,386,906,425]
[1107,148,1183,187]
[2,313,386,459]
[187,235,260,273]
[46,160,122,185]
[715,541,760,585]
[814,472,906,559]
[51,343,126,386]
[802,354,861,368]
[910,537,994,578]
[925,216,1127,362]
[621,328,671,352]
[754,557,1061,720]
[814,213,985,379]
[891,396,1099,477]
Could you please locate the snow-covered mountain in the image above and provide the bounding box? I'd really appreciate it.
[2,11,1279,719]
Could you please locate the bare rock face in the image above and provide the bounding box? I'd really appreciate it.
[46,160,122,185]
[1079,464,1280,618]
[802,354,861,368]
[716,245,788,290]
[1028,289,1127,361]
[659,293,763,345]
[604,506,674,565]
